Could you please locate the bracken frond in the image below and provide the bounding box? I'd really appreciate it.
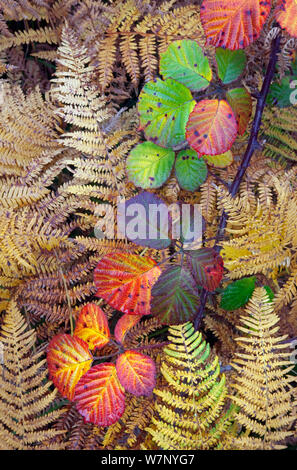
[230,288,296,450]
[0,299,65,449]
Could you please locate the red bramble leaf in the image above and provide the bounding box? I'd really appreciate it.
[74,303,110,351]
[94,253,161,315]
[200,0,271,50]
[74,363,126,426]
[276,0,297,38]
[186,99,237,156]
[116,350,156,397]
[114,313,143,344]
[47,334,93,400]
[186,247,224,291]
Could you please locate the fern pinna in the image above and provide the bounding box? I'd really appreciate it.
[145,322,235,450]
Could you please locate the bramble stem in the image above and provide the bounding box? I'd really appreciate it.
[194,32,281,331]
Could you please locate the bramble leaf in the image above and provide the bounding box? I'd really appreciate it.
[215,48,246,84]
[151,265,199,324]
[226,87,252,135]
[138,78,195,148]
[186,247,224,291]
[118,191,172,249]
[200,0,271,50]
[47,334,93,400]
[175,149,208,191]
[114,313,143,344]
[160,39,212,91]
[186,99,237,155]
[126,142,175,189]
[116,350,156,396]
[220,277,256,310]
[74,303,110,351]
[74,363,125,426]
[94,253,161,315]
[276,0,297,39]
[203,150,233,168]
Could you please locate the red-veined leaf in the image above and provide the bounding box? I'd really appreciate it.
[200,0,271,50]
[116,350,156,397]
[114,313,143,344]
[47,334,93,400]
[226,87,252,135]
[186,99,237,155]
[74,303,110,351]
[151,265,199,324]
[276,0,297,38]
[74,363,125,426]
[94,253,162,315]
[186,247,224,291]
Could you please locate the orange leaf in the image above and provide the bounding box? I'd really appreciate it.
[200,0,271,50]
[47,334,93,400]
[276,0,297,38]
[114,313,143,344]
[186,99,237,155]
[74,303,110,351]
[116,350,156,396]
[94,253,161,315]
[74,363,126,426]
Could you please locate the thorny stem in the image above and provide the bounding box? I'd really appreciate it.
[194,32,282,331]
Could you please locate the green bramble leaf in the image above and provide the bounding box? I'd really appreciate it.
[126,142,175,189]
[220,277,256,311]
[215,48,246,84]
[175,149,208,192]
[138,78,195,148]
[151,265,199,324]
[160,40,212,92]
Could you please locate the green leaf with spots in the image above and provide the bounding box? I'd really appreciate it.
[215,48,246,84]
[175,149,208,191]
[220,277,256,311]
[126,142,175,189]
[138,78,195,148]
[151,265,199,324]
[160,40,212,92]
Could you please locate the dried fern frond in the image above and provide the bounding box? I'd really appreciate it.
[230,288,296,450]
[103,394,155,450]
[261,106,297,162]
[145,322,235,450]
[0,299,65,449]
[70,0,205,92]
[219,175,297,280]
[0,82,62,175]
[52,26,140,200]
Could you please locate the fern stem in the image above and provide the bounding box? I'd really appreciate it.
[194,32,282,331]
